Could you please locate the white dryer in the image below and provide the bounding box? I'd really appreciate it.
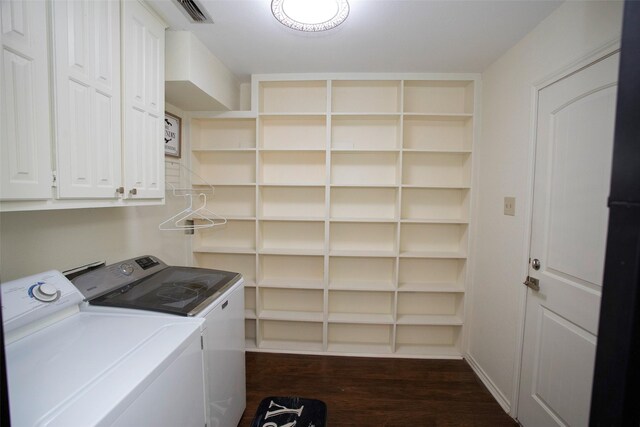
[2,270,206,427]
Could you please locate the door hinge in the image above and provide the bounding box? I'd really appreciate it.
[523,276,540,291]
[52,171,57,188]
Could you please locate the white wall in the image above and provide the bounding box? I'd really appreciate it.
[0,103,192,281]
[467,0,624,414]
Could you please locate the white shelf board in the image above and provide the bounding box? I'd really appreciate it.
[259,113,326,117]
[259,248,325,256]
[400,218,469,224]
[331,148,400,153]
[396,314,463,326]
[259,182,326,187]
[403,113,473,118]
[399,250,467,259]
[397,282,465,293]
[330,183,398,188]
[402,148,472,154]
[245,339,257,350]
[329,250,397,258]
[259,310,324,322]
[259,216,326,222]
[193,246,256,255]
[331,112,401,117]
[245,310,257,319]
[328,313,394,324]
[329,217,398,223]
[258,148,326,152]
[401,184,471,189]
[258,278,325,289]
[192,148,257,152]
[243,280,257,288]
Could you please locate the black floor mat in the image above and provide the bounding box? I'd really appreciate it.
[251,396,327,427]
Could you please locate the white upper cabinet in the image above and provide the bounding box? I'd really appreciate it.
[52,0,122,199]
[0,0,53,200]
[122,0,165,200]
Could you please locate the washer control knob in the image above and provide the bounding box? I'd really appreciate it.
[119,263,134,276]
[33,283,59,302]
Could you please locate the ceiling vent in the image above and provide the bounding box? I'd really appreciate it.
[172,0,213,24]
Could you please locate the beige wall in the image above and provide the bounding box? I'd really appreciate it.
[0,103,192,281]
[467,0,623,414]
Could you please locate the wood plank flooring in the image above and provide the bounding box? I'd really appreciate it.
[238,352,518,426]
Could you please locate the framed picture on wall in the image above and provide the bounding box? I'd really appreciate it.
[164,112,181,158]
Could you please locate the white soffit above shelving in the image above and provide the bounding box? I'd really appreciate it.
[149,0,562,82]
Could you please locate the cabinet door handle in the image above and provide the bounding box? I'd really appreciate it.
[222,300,228,309]
[116,187,125,194]
[129,188,137,195]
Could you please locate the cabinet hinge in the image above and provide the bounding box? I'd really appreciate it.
[51,171,57,188]
[200,335,204,350]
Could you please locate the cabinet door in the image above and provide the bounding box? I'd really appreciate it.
[0,0,53,200]
[122,0,165,199]
[52,0,122,199]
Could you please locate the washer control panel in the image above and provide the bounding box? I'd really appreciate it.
[1,270,83,334]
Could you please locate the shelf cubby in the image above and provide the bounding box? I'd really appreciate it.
[192,253,257,287]
[396,292,463,324]
[402,152,471,187]
[400,223,468,256]
[331,80,401,113]
[259,320,324,352]
[331,152,399,186]
[258,288,324,322]
[260,151,326,185]
[331,116,400,150]
[330,187,397,221]
[259,254,324,289]
[260,186,325,220]
[259,80,327,114]
[328,290,394,323]
[193,219,256,253]
[398,258,465,292]
[245,319,257,349]
[259,115,326,150]
[191,118,256,150]
[329,256,396,291]
[259,220,324,254]
[395,325,461,356]
[401,188,469,222]
[403,80,474,115]
[330,222,397,255]
[328,323,393,354]
[403,115,473,151]
[245,287,257,318]
[192,151,256,185]
[208,185,256,219]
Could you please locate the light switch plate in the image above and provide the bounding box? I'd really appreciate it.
[504,197,516,216]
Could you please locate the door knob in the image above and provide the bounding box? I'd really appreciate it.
[532,258,541,270]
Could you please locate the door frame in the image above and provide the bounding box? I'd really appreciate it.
[509,39,620,419]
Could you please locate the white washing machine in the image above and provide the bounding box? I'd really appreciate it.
[71,256,246,427]
[2,270,206,427]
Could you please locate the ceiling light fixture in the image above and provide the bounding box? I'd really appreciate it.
[271,0,350,32]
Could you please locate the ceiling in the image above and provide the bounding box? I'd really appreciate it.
[150,0,563,82]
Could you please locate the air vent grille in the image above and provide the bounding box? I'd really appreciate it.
[174,0,213,24]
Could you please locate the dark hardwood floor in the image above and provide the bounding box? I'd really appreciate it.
[238,352,518,427]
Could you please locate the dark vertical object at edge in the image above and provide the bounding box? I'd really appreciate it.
[1,290,10,426]
[590,1,640,425]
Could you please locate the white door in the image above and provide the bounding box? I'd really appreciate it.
[122,0,165,200]
[517,53,619,427]
[0,0,53,200]
[52,0,122,199]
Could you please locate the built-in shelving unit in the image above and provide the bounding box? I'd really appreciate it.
[192,76,477,358]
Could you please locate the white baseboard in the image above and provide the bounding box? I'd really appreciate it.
[465,352,512,415]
